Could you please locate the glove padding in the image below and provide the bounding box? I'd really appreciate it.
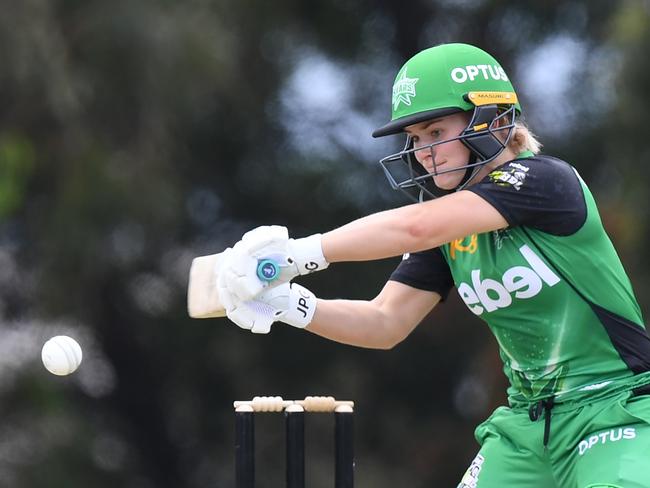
[226,282,317,334]
[217,225,328,308]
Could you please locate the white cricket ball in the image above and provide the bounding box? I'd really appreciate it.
[41,335,83,376]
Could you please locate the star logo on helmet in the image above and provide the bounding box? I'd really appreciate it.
[392,68,419,111]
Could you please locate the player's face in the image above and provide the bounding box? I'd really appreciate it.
[405,112,472,190]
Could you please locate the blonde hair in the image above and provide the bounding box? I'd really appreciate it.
[509,121,542,154]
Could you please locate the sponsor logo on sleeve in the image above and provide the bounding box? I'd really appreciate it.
[488,162,529,191]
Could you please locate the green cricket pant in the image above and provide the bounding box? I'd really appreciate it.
[457,391,650,488]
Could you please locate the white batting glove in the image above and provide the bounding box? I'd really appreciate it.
[226,283,317,334]
[217,225,328,306]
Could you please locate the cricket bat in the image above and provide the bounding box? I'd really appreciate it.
[187,252,282,319]
[187,252,228,318]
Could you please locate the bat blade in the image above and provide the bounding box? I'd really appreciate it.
[187,252,227,318]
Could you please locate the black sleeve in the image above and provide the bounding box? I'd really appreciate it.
[389,247,454,301]
[466,156,587,236]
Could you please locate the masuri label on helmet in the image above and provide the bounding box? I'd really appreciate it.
[466,91,519,107]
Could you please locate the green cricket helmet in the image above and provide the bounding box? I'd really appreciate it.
[373,43,521,201]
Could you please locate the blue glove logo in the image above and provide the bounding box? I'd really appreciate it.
[257,259,280,282]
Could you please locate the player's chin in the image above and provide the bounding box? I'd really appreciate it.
[433,174,462,191]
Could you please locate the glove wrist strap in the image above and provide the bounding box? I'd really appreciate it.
[289,234,329,275]
[283,284,317,329]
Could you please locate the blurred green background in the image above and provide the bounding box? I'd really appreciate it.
[0,0,649,486]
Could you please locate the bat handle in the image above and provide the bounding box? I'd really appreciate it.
[256,259,280,282]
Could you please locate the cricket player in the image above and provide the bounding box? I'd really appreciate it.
[216,44,650,487]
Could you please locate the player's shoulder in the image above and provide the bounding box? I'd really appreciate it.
[471,153,588,235]
[518,154,578,176]
[486,154,578,190]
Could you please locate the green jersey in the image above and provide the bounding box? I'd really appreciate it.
[391,154,650,405]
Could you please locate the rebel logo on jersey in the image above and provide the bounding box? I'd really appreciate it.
[457,245,561,315]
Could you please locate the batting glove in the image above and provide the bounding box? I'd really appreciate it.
[226,282,317,334]
[217,225,328,306]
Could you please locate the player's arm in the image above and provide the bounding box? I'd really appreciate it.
[322,189,507,262]
[306,280,441,349]
[211,190,502,307]
[209,187,499,312]
[225,247,451,338]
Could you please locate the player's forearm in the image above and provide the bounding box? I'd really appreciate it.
[305,298,405,350]
[321,197,457,262]
[320,191,507,263]
[321,203,434,262]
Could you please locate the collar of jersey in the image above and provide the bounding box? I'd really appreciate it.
[516,150,535,159]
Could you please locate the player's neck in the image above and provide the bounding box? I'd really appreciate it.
[470,147,518,185]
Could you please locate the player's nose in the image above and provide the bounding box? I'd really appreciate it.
[414,145,435,169]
